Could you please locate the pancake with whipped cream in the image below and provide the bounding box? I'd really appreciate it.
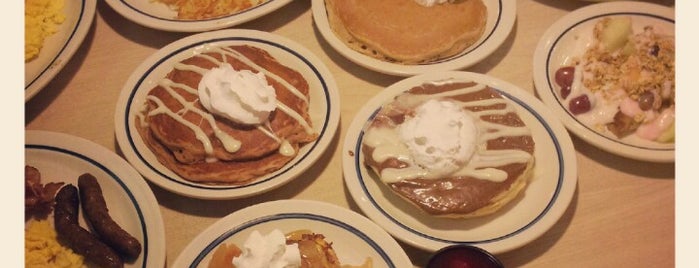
[136,45,317,184]
[208,229,372,268]
[362,81,535,218]
[325,0,487,64]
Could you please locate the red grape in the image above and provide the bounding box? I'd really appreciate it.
[569,94,591,115]
[555,66,575,99]
[560,85,571,99]
[638,91,656,111]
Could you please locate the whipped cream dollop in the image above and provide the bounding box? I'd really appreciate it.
[198,63,277,125]
[413,0,449,7]
[399,99,478,177]
[232,229,301,268]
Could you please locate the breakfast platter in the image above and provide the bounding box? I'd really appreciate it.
[114,29,340,200]
[104,0,293,32]
[25,0,96,102]
[343,71,578,253]
[23,0,677,267]
[532,1,675,162]
[25,130,166,268]
[172,200,413,268]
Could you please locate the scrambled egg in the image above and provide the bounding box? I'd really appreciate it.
[25,0,66,62]
[25,219,86,268]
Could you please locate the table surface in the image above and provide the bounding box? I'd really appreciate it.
[25,0,676,267]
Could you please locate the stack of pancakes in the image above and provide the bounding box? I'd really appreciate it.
[325,0,487,64]
[137,45,317,184]
[362,81,535,218]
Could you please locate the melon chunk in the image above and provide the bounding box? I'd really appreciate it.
[656,121,675,143]
[600,17,633,52]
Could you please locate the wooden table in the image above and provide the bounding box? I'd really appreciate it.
[25,0,676,267]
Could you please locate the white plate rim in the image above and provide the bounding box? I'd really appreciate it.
[532,1,675,162]
[25,0,97,102]
[172,199,413,268]
[104,0,293,32]
[25,130,166,268]
[114,29,341,200]
[311,0,516,77]
[342,71,578,253]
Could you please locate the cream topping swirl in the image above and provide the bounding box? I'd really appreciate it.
[198,63,277,125]
[398,99,478,178]
[231,229,301,268]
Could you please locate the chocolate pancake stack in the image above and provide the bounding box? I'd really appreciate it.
[362,81,535,218]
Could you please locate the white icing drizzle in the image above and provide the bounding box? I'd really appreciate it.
[279,140,295,157]
[196,53,221,66]
[146,79,242,162]
[365,83,533,183]
[255,123,295,157]
[217,46,309,104]
[174,62,208,74]
[136,100,149,127]
[275,101,314,134]
[139,46,315,161]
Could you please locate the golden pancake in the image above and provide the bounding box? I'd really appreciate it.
[136,45,317,184]
[325,0,487,64]
[362,81,535,218]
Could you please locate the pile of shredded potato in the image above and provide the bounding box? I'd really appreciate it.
[25,0,66,62]
[25,219,86,268]
[152,0,266,20]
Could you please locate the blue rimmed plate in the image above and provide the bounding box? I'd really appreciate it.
[172,199,413,267]
[25,0,96,102]
[104,0,292,32]
[25,130,166,268]
[532,1,675,162]
[342,71,578,253]
[114,29,340,200]
[311,0,515,76]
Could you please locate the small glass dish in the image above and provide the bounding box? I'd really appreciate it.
[426,245,504,268]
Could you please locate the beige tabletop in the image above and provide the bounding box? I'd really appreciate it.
[26,0,675,267]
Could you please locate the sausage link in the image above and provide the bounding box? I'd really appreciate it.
[54,184,124,268]
[78,173,142,260]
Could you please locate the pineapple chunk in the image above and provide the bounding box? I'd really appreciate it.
[656,121,675,143]
[600,17,633,52]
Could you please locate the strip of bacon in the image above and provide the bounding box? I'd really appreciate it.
[25,165,64,218]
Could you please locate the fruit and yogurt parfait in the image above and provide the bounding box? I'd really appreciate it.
[553,16,675,143]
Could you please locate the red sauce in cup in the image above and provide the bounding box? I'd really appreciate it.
[426,245,503,268]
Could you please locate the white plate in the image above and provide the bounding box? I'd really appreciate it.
[532,2,675,162]
[25,0,96,102]
[114,29,340,200]
[311,0,516,76]
[25,130,166,268]
[342,71,578,253]
[104,0,292,32]
[172,199,413,267]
